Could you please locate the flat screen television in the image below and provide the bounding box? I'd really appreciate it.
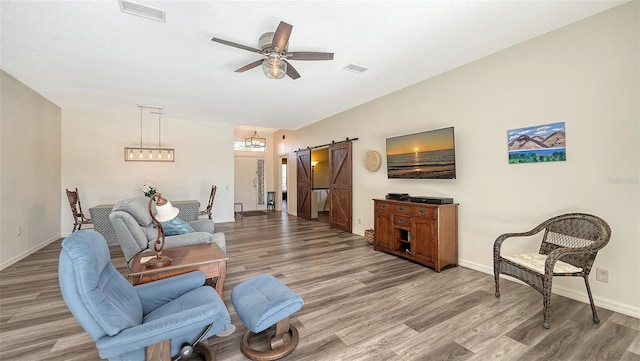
[386,126,456,179]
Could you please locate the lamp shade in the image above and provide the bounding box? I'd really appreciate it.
[155,200,179,222]
[262,55,287,79]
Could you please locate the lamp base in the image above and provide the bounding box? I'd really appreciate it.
[146,255,172,268]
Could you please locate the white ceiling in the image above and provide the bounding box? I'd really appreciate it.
[0,1,626,131]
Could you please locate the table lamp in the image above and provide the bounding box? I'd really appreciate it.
[146,193,179,268]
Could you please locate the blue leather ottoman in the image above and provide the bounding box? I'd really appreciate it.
[231,274,303,361]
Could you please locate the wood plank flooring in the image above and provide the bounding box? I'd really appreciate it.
[1,212,638,360]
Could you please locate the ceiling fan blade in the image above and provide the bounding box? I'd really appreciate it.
[235,59,263,73]
[211,37,261,53]
[272,21,293,52]
[284,60,300,79]
[287,52,334,61]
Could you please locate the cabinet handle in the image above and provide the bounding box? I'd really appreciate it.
[419,210,426,215]
[381,205,387,210]
[399,207,405,212]
[398,219,405,224]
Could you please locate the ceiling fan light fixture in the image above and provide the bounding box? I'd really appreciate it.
[212,20,333,80]
[262,54,287,79]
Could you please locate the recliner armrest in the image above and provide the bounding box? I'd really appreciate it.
[135,271,206,314]
[95,297,226,359]
[188,219,215,233]
[163,232,212,249]
[110,211,149,267]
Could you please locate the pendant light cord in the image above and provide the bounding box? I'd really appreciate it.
[139,105,143,149]
[137,104,165,151]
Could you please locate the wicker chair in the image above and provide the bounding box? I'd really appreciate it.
[65,188,93,232]
[199,185,217,220]
[493,213,611,329]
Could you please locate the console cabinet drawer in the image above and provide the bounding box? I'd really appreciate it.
[412,207,435,219]
[393,205,410,214]
[376,202,392,213]
[394,215,410,227]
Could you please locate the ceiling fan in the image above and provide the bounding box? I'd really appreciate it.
[211,21,334,80]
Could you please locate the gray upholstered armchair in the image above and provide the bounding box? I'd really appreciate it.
[109,196,226,268]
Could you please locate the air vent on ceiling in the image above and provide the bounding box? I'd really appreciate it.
[343,64,369,74]
[119,0,166,22]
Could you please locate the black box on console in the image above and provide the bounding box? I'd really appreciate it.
[386,193,410,201]
[409,196,454,204]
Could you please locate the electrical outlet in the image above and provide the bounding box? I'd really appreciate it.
[17,226,22,236]
[596,268,609,283]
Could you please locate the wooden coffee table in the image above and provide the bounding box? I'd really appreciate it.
[129,243,228,299]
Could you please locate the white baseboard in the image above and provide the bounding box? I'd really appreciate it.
[459,259,493,274]
[552,284,640,319]
[0,234,61,271]
[458,258,640,319]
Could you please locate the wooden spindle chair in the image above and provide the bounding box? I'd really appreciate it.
[198,185,217,220]
[65,188,93,232]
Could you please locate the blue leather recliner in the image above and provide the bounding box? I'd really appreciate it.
[58,230,231,361]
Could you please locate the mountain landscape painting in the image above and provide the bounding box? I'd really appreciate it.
[507,122,566,164]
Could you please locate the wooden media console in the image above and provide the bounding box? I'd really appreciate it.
[373,199,458,272]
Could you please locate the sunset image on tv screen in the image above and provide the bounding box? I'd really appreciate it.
[386,127,456,179]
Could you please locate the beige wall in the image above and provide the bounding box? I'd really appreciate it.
[0,70,62,268]
[61,109,236,232]
[278,3,639,317]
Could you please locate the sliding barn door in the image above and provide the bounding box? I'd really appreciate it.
[329,142,352,232]
[296,149,312,220]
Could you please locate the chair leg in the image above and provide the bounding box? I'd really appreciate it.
[584,276,600,324]
[146,339,171,361]
[542,277,553,329]
[493,265,500,297]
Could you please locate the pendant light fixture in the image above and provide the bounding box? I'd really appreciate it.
[124,105,175,162]
[245,128,266,149]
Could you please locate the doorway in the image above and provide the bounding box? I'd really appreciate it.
[311,148,329,224]
[234,157,260,211]
[281,157,288,213]
[296,141,353,232]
